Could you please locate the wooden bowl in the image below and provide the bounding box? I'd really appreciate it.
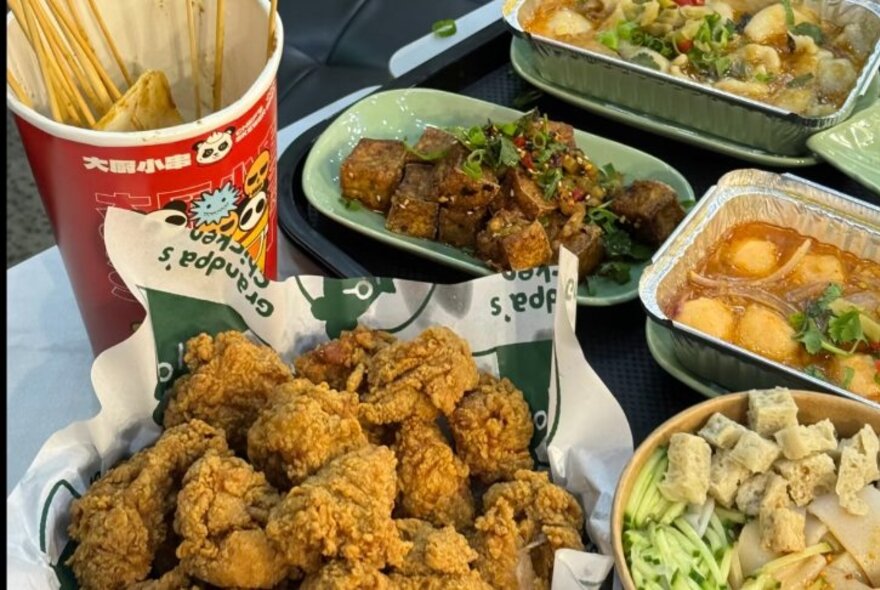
[610,390,880,590]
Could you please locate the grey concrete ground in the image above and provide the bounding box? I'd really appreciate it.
[6,109,55,267]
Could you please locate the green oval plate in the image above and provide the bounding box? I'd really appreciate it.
[302,88,695,306]
[645,319,727,398]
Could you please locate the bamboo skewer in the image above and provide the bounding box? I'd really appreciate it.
[48,0,122,101]
[29,0,96,125]
[7,68,33,108]
[28,0,105,114]
[186,0,202,119]
[267,0,278,59]
[20,0,62,122]
[85,0,132,87]
[213,0,225,112]
[43,0,114,111]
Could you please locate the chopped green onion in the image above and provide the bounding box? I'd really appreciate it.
[431,19,457,37]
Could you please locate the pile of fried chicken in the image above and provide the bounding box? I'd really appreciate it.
[67,326,585,589]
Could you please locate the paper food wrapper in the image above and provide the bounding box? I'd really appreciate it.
[6,208,634,589]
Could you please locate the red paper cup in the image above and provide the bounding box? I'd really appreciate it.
[6,0,283,355]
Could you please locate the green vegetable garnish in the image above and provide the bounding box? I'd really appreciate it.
[781,0,795,26]
[804,364,829,382]
[630,53,662,70]
[786,73,814,88]
[496,136,521,168]
[791,22,824,43]
[599,261,632,284]
[431,19,457,38]
[341,198,362,211]
[841,366,856,389]
[828,309,866,348]
[537,167,564,200]
[755,72,776,83]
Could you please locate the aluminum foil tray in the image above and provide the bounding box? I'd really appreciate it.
[504,0,880,156]
[639,169,880,409]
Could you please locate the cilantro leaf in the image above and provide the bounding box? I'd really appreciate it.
[828,310,865,346]
[791,22,824,43]
[797,318,825,355]
[804,365,829,382]
[496,136,521,168]
[603,228,634,258]
[599,261,632,284]
[537,168,563,200]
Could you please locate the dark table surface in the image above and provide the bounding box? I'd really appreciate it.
[278,24,880,446]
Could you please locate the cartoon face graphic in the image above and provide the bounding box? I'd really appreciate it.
[233,189,270,267]
[193,127,235,165]
[191,182,240,236]
[145,200,188,227]
[244,150,271,196]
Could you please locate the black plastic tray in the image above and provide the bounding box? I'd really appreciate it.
[277,21,880,444]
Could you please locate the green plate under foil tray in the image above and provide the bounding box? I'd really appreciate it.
[511,37,880,170]
[301,88,695,306]
[808,102,880,195]
[645,319,728,399]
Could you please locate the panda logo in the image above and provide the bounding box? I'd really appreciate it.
[193,127,235,165]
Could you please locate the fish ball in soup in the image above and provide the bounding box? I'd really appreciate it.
[792,254,846,286]
[675,297,736,340]
[829,354,880,399]
[724,238,780,277]
[735,304,800,363]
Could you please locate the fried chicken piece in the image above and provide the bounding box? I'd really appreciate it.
[390,519,491,590]
[266,445,409,573]
[294,326,396,392]
[476,470,585,588]
[451,373,535,484]
[394,420,474,528]
[394,519,478,576]
[67,420,229,590]
[300,561,392,589]
[247,379,367,489]
[175,451,288,589]
[163,331,293,452]
[471,501,541,590]
[360,327,479,425]
[127,566,198,590]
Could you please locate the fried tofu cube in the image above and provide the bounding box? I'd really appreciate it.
[736,473,769,516]
[609,180,685,246]
[558,224,604,278]
[836,425,880,515]
[699,412,750,450]
[761,506,806,553]
[340,139,407,212]
[501,221,553,271]
[505,168,558,220]
[709,450,752,507]
[94,70,183,132]
[748,388,799,437]
[434,145,500,211]
[731,431,781,474]
[385,164,439,239]
[407,126,459,162]
[659,433,712,505]
[774,419,838,460]
[386,197,439,240]
[438,207,487,249]
[476,209,526,264]
[775,454,836,507]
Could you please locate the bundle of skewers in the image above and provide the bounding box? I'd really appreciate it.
[6,0,279,132]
